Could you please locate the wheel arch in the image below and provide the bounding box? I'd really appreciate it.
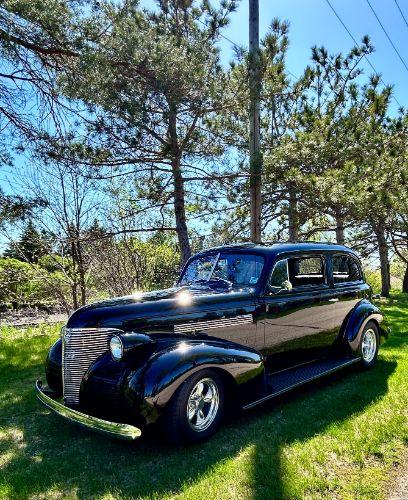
[343,299,389,355]
[204,366,240,410]
[160,365,240,428]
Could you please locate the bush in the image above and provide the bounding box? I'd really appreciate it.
[364,268,382,293]
[0,258,50,308]
[88,237,180,297]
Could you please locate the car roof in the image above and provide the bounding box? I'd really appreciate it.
[193,241,359,258]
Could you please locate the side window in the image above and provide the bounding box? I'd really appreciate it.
[267,259,290,293]
[267,255,326,293]
[333,254,363,284]
[288,255,326,287]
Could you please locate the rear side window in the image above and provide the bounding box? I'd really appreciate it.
[288,256,326,287]
[333,254,363,284]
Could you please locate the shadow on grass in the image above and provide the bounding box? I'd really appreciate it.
[1,305,406,499]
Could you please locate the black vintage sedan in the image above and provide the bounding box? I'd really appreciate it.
[37,242,389,444]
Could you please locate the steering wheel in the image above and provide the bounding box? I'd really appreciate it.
[208,278,233,289]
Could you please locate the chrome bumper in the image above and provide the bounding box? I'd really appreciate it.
[35,380,141,441]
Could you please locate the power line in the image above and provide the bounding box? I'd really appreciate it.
[324,0,402,108]
[325,0,376,72]
[365,0,408,73]
[393,0,408,31]
[216,31,243,50]
[196,17,242,50]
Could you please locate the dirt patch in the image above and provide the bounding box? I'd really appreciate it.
[0,310,68,328]
[388,452,408,500]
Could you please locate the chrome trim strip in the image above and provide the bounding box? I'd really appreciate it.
[174,314,253,334]
[36,381,141,440]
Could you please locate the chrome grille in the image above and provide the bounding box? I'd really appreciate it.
[62,328,120,405]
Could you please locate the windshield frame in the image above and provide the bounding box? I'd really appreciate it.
[178,251,266,288]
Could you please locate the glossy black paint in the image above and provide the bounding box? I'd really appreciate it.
[127,338,264,424]
[67,287,258,334]
[45,338,63,394]
[118,332,156,362]
[45,242,388,431]
[343,299,389,348]
[80,354,132,421]
[78,335,263,426]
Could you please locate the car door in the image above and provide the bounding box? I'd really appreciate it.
[260,252,340,373]
[325,252,370,340]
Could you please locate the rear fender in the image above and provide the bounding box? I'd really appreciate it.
[344,299,389,355]
[126,340,264,424]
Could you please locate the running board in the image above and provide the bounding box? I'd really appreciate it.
[243,357,360,410]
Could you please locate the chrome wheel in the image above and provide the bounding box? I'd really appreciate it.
[187,378,220,432]
[362,328,377,363]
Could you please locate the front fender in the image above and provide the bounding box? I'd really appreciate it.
[126,340,264,425]
[344,299,389,354]
[45,338,63,394]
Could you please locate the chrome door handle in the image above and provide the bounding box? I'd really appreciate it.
[328,298,339,302]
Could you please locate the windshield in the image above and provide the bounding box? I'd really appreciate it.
[179,252,264,287]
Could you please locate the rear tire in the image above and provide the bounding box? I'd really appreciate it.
[161,369,225,445]
[358,321,379,369]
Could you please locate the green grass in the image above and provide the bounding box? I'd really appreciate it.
[1,295,407,499]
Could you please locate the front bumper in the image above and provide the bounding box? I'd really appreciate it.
[35,380,141,440]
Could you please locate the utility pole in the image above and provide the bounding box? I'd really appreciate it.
[249,0,262,242]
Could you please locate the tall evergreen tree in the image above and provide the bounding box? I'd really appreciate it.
[4,219,50,262]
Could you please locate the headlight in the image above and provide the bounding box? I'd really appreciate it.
[110,335,123,361]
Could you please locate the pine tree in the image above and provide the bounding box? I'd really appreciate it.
[3,220,50,263]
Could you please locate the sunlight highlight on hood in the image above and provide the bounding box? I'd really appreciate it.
[177,290,193,306]
[132,291,144,301]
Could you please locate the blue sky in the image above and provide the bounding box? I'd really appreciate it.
[197,0,408,115]
[224,0,407,114]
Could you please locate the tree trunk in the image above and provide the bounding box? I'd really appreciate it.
[71,234,86,307]
[71,283,78,310]
[335,209,345,245]
[172,156,191,265]
[168,105,191,265]
[70,239,79,309]
[75,240,86,306]
[373,224,390,297]
[403,264,408,293]
[288,183,298,241]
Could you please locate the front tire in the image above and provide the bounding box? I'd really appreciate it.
[358,321,379,368]
[162,370,225,444]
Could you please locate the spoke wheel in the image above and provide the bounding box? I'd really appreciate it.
[187,378,220,432]
[361,328,377,363]
[162,369,225,444]
[359,321,379,369]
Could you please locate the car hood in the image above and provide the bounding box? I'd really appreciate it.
[66,284,257,331]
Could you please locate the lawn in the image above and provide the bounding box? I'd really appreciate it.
[0,295,407,499]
